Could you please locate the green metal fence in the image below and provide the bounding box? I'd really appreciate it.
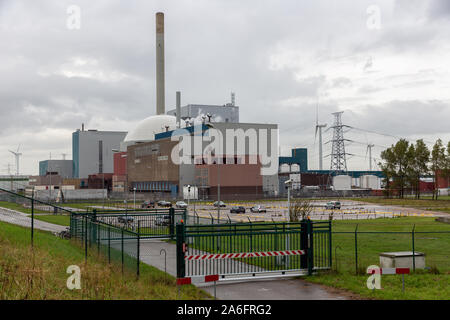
[70,211,141,276]
[332,227,450,274]
[176,220,332,280]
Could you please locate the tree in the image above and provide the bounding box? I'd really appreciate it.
[407,140,430,199]
[380,139,412,198]
[439,141,450,195]
[289,199,314,222]
[430,139,446,200]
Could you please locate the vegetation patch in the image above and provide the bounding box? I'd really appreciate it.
[0,221,210,300]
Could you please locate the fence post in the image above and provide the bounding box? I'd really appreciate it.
[412,224,416,272]
[84,215,88,262]
[121,227,124,275]
[31,193,34,248]
[137,221,140,278]
[176,223,186,278]
[97,223,100,256]
[355,224,359,275]
[300,220,308,269]
[108,225,111,264]
[328,220,332,269]
[307,219,314,275]
[169,207,175,240]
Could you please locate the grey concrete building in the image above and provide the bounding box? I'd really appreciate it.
[72,128,127,178]
[39,160,73,179]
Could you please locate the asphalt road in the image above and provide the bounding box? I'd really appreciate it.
[139,239,348,300]
[0,207,66,233]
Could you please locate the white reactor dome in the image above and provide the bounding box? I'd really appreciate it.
[123,114,177,143]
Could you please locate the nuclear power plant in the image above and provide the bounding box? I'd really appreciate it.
[14,11,412,200]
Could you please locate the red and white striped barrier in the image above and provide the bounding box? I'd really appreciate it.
[177,274,219,285]
[367,267,410,275]
[185,249,306,261]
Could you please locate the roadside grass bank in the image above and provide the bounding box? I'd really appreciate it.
[0,201,47,214]
[30,214,71,226]
[307,217,450,300]
[0,221,210,300]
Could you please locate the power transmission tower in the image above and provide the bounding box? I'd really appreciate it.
[329,111,350,173]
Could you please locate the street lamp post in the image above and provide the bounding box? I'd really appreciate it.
[188,184,191,211]
[133,187,136,209]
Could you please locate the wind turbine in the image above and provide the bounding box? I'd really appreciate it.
[315,103,327,170]
[366,143,375,171]
[8,144,22,176]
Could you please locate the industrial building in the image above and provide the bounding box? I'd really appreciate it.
[166,103,239,123]
[72,126,127,179]
[123,121,279,199]
[39,160,73,179]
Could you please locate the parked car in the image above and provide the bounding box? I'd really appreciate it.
[118,216,134,224]
[230,206,246,214]
[213,201,226,207]
[325,201,341,210]
[250,205,267,213]
[157,200,172,207]
[141,200,155,208]
[176,201,188,209]
[155,215,170,226]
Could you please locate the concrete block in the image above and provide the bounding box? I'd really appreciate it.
[380,251,425,269]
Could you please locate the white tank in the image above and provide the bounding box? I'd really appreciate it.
[333,175,352,190]
[279,163,290,173]
[360,175,380,189]
[290,163,300,172]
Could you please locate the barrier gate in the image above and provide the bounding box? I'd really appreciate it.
[176,220,332,283]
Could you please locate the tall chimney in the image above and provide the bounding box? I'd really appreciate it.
[176,91,181,128]
[156,12,165,115]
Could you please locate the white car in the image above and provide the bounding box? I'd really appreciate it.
[176,201,188,208]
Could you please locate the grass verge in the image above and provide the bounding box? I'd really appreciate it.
[31,214,71,226]
[0,221,210,300]
[307,217,450,300]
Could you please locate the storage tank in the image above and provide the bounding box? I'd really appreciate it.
[290,163,300,172]
[279,163,290,173]
[360,175,380,189]
[333,175,352,190]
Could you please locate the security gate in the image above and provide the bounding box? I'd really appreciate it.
[176,220,331,281]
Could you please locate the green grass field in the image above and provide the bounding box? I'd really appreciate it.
[0,221,210,300]
[32,214,71,226]
[306,217,450,300]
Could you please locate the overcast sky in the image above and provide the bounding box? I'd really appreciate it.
[1,0,450,175]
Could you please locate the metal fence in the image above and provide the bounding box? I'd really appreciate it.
[70,212,141,276]
[332,225,450,274]
[176,220,332,280]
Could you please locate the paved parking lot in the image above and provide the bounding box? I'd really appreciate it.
[188,200,436,223]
